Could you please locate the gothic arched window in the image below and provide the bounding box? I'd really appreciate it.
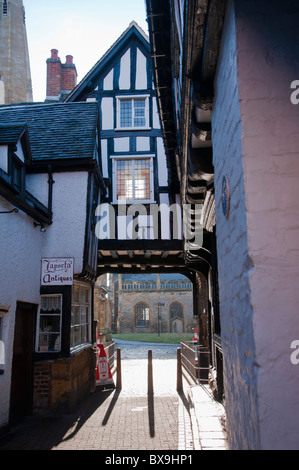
[135,302,150,327]
[169,302,183,320]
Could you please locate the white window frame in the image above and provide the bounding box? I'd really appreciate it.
[70,282,92,353]
[111,154,155,204]
[115,94,150,130]
[36,294,62,353]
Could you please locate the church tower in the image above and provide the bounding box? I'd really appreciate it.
[0,0,33,104]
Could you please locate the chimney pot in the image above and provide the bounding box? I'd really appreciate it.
[66,55,73,64]
[51,49,59,59]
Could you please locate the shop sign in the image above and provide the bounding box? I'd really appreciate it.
[41,258,74,286]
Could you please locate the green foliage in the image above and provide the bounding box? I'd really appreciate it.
[112,333,193,344]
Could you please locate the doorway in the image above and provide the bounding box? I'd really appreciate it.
[9,302,37,424]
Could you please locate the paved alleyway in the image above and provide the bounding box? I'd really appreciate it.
[0,347,227,452]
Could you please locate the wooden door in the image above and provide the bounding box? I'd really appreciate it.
[10,302,36,423]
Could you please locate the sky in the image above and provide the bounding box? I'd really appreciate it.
[23,0,149,102]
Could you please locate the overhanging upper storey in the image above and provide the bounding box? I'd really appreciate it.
[146,0,227,268]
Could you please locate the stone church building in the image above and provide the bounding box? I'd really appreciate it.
[113,273,195,334]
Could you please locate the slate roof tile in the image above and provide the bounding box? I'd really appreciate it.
[0,102,100,161]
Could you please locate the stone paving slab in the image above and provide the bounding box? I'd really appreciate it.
[0,359,227,451]
[0,359,193,451]
[187,384,227,450]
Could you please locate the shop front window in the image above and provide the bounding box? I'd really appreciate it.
[70,283,91,350]
[36,294,62,352]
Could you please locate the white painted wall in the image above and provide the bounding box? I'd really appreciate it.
[119,49,131,89]
[0,146,8,173]
[114,137,130,152]
[156,137,168,186]
[235,0,299,450]
[103,68,113,90]
[30,172,88,275]
[211,2,260,449]
[0,170,89,427]
[212,0,299,450]
[0,196,43,427]
[101,97,114,130]
[135,48,147,89]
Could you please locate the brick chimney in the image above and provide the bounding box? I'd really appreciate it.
[46,49,77,101]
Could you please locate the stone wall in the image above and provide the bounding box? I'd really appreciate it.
[33,347,96,415]
[116,275,195,334]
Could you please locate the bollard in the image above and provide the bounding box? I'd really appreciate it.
[148,349,155,437]
[177,347,183,392]
[116,347,122,391]
[148,349,153,392]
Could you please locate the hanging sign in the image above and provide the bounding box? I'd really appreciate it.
[41,258,74,286]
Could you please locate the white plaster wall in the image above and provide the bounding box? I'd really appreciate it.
[101,97,114,130]
[152,97,161,129]
[103,69,113,90]
[235,0,299,450]
[119,49,131,90]
[101,139,108,178]
[26,173,49,206]
[31,172,88,275]
[212,0,299,450]
[135,48,147,90]
[211,2,260,449]
[156,137,168,186]
[0,196,43,427]
[136,137,150,152]
[0,146,8,173]
[114,137,130,152]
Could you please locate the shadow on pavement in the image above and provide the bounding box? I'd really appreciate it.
[0,388,114,450]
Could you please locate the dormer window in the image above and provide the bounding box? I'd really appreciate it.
[3,1,8,16]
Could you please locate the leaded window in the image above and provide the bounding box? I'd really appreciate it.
[135,302,150,327]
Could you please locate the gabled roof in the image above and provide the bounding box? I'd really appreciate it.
[0,101,100,162]
[65,21,150,102]
[0,123,27,145]
[0,122,32,161]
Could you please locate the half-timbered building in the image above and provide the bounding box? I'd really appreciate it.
[65,22,191,280]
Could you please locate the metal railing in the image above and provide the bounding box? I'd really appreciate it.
[180,341,210,384]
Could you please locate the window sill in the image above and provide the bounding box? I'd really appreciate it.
[114,127,151,132]
[70,342,93,356]
[112,199,156,205]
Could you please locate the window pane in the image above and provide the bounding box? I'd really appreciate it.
[120,100,132,127]
[134,159,150,199]
[134,99,146,127]
[135,302,150,327]
[116,160,133,200]
[37,295,62,352]
[70,284,91,349]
